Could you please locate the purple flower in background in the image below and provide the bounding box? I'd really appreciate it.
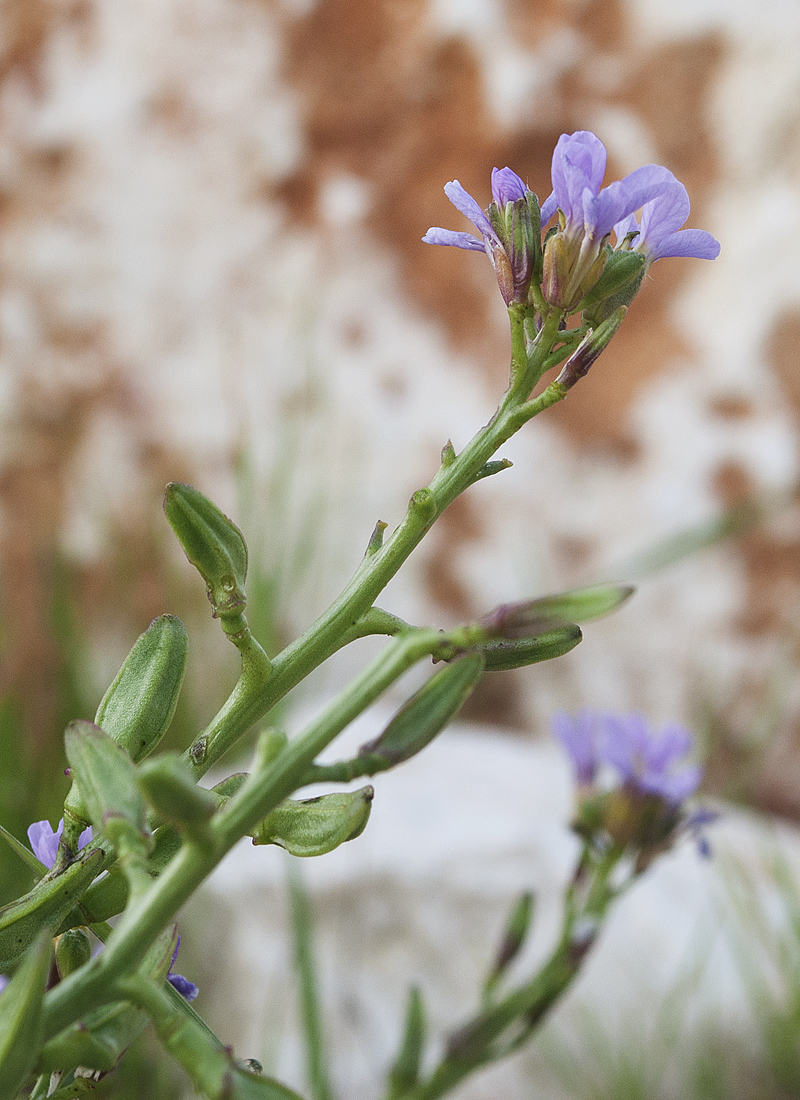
[28,819,93,870]
[613,170,720,263]
[423,167,536,304]
[167,935,198,1002]
[552,710,602,785]
[602,712,702,804]
[0,975,6,994]
[553,710,702,806]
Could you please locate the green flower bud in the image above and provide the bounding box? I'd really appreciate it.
[481,583,634,640]
[0,932,51,1099]
[252,787,374,857]
[555,307,627,390]
[164,482,248,621]
[55,926,92,979]
[579,249,645,325]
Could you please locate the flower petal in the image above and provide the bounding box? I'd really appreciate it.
[552,710,598,784]
[443,180,495,239]
[422,227,486,250]
[491,166,527,206]
[27,819,61,869]
[168,973,199,1002]
[648,228,721,260]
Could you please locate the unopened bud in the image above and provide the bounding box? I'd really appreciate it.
[164,483,248,622]
[56,927,92,979]
[580,250,645,325]
[479,625,582,670]
[137,753,217,841]
[555,307,627,390]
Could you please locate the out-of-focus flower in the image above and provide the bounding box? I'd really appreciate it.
[613,171,720,264]
[0,974,7,994]
[423,167,539,305]
[167,934,198,1002]
[27,819,93,870]
[553,710,709,862]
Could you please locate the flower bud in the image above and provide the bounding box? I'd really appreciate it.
[55,926,92,979]
[555,307,627,390]
[252,787,374,857]
[137,753,218,843]
[164,482,248,622]
[580,249,645,326]
[479,625,582,670]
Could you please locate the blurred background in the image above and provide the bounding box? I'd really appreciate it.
[2,0,800,1095]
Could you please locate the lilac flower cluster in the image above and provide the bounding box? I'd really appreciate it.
[28,819,93,869]
[424,130,719,313]
[552,709,702,805]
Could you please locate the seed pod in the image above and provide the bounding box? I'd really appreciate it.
[164,482,248,620]
[55,927,92,979]
[481,583,634,639]
[0,848,103,972]
[0,931,51,1099]
[95,614,188,763]
[479,625,582,671]
[358,654,485,770]
[252,787,373,857]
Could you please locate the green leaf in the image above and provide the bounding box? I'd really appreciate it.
[387,986,426,1099]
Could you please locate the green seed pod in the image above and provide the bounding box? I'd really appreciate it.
[55,926,92,979]
[0,848,103,972]
[358,654,485,770]
[95,615,188,763]
[164,482,248,620]
[481,583,634,640]
[479,625,582,671]
[386,986,426,1099]
[64,721,150,860]
[63,615,188,829]
[0,931,51,1099]
[252,787,374,857]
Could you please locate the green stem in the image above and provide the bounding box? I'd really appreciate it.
[288,860,334,1100]
[42,631,444,1039]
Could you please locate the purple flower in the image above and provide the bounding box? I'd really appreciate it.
[0,975,6,994]
[602,713,702,804]
[613,170,720,263]
[552,710,602,785]
[423,167,536,305]
[167,934,198,1002]
[28,819,93,870]
[553,710,702,806]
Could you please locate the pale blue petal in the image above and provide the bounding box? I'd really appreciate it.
[422,227,485,251]
[443,180,495,238]
[491,166,527,206]
[650,228,720,260]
